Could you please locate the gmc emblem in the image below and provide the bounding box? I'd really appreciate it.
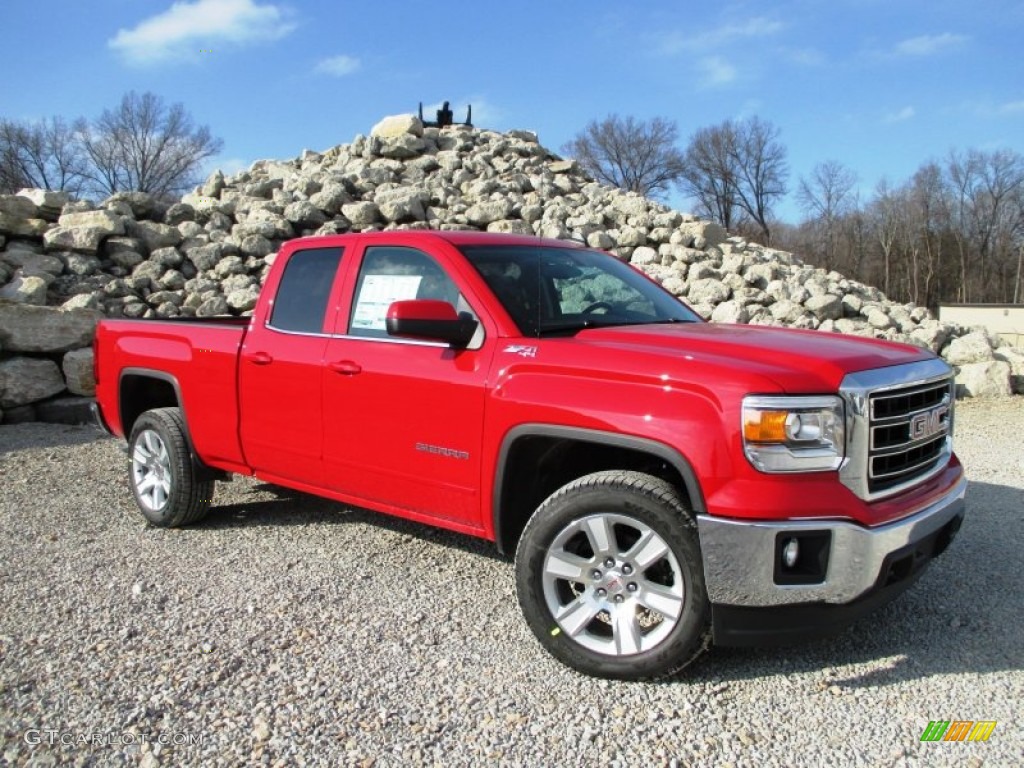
[909,404,949,441]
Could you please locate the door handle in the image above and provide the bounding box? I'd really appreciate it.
[328,360,362,375]
[243,351,273,365]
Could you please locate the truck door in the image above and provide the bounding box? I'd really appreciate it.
[239,245,346,486]
[321,243,493,529]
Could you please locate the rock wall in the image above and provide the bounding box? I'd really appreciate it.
[0,115,1020,423]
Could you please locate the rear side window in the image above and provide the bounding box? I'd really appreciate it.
[269,247,343,333]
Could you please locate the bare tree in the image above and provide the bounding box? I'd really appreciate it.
[797,160,858,270]
[80,91,223,198]
[0,116,89,195]
[798,160,857,222]
[730,117,788,244]
[561,115,685,199]
[905,163,949,306]
[679,122,740,230]
[679,117,788,243]
[971,149,1024,297]
[945,149,985,302]
[774,148,1024,308]
[865,179,903,299]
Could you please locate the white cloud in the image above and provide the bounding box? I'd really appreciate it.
[659,17,785,55]
[996,100,1024,115]
[698,56,738,88]
[884,106,916,123]
[780,46,825,67]
[314,55,360,77]
[109,0,296,64]
[965,99,1024,119]
[893,33,967,57]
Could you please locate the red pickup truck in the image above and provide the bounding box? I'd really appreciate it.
[93,231,966,679]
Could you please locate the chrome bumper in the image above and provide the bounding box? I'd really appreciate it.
[696,475,967,607]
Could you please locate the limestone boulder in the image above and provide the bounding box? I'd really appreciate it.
[943,330,995,366]
[125,220,182,253]
[61,292,102,311]
[44,210,128,252]
[0,214,49,239]
[0,357,66,408]
[994,347,1024,394]
[104,191,162,219]
[284,201,328,229]
[0,276,48,305]
[0,195,39,219]
[630,247,659,266]
[226,286,261,312]
[379,134,427,159]
[341,202,381,230]
[679,220,726,249]
[711,300,750,324]
[370,114,424,139]
[58,209,125,234]
[16,189,68,220]
[804,294,843,321]
[956,361,1012,398]
[0,301,102,353]
[688,278,730,305]
[196,296,229,317]
[62,348,96,396]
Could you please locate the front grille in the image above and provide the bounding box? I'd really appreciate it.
[867,378,953,494]
[839,358,955,501]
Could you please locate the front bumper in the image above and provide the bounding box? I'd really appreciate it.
[697,474,967,646]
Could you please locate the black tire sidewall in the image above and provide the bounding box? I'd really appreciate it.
[516,475,709,680]
[128,409,208,527]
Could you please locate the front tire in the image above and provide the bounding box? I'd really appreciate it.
[515,471,710,680]
[128,408,214,527]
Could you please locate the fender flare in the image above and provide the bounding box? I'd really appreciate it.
[118,368,225,482]
[492,424,707,554]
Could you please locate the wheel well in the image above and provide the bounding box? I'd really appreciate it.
[119,375,179,437]
[495,435,696,556]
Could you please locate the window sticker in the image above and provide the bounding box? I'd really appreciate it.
[351,274,423,330]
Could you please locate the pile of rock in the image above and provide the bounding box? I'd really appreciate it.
[0,302,99,423]
[0,114,1020,423]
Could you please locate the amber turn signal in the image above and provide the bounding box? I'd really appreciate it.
[743,410,789,443]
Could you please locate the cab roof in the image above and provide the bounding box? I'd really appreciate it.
[286,230,588,250]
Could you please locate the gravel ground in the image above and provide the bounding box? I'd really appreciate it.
[1,399,1022,767]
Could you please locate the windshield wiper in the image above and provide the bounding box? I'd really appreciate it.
[537,317,693,336]
[536,320,598,336]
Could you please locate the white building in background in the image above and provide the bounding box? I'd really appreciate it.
[939,304,1024,350]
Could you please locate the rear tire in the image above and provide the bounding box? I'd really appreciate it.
[128,408,214,527]
[514,470,710,680]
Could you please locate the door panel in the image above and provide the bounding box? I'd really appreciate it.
[321,244,492,527]
[239,246,345,485]
[322,339,490,524]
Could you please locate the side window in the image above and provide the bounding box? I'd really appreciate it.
[349,246,468,338]
[269,247,343,333]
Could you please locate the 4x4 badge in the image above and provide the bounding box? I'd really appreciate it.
[503,345,538,358]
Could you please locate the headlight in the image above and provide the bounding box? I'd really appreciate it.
[742,395,845,472]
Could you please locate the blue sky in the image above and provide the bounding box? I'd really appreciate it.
[3,0,1023,222]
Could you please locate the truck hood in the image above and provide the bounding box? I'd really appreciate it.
[573,322,936,393]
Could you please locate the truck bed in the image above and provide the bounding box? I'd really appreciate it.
[94,316,249,471]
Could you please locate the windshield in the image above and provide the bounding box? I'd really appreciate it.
[459,245,701,337]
